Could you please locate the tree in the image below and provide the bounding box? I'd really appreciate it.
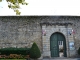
[0,0,28,15]
[0,0,2,2]
[29,42,41,60]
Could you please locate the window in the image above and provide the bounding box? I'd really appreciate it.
[58,41,63,45]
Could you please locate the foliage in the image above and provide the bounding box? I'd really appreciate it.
[0,47,30,55]
[0,54,30,59]
[59,48,64,52]
[29,42,41,59]
[78,47,80,55]
[0,59,26,60]
[0,0,28,15]
[0,0,2,2]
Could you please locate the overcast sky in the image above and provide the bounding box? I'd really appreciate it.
[0,0,80,16]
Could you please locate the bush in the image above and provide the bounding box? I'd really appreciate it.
[0,47,30,55]
[29,42,41,59]
[8,54,23,59]
[78,47,80,55]
[0,54,30,59]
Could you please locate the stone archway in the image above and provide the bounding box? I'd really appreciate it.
[50,32,67,57]
[42,24,75,58]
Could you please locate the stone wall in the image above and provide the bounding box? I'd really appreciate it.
[0,16,42,52]
[0,16,80,57]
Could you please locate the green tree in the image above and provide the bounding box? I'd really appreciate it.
[0,0,28,15]
[0,0,2,2]
[29,42,41,60]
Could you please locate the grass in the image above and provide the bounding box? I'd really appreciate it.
[0,59,26,60]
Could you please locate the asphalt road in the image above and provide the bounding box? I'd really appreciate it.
[43,58,80,60]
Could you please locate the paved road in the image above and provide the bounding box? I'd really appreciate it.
[43,58,80,60]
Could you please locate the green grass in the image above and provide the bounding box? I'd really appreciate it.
[0,59,26,60]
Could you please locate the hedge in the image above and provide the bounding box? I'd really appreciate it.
[0,47,30,55]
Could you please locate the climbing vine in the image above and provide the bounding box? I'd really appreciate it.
[0,0,28,15]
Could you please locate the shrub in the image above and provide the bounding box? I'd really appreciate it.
[0,55,6,59]
[0,47,30,55]
[59,48,64,52]
[0,54,30,59]
[8,54,24,59]
[29,42,41,59]
[78,47,80,55]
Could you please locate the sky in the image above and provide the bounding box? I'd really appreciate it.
[0,0,80,16]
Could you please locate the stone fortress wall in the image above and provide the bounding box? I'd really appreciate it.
[0,16,80,57]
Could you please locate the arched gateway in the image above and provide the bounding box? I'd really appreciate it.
[50,32,67,57]
[42,24,75,58]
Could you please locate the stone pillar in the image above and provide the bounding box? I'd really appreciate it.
[42,25,51,58]
[66,26,76,57]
